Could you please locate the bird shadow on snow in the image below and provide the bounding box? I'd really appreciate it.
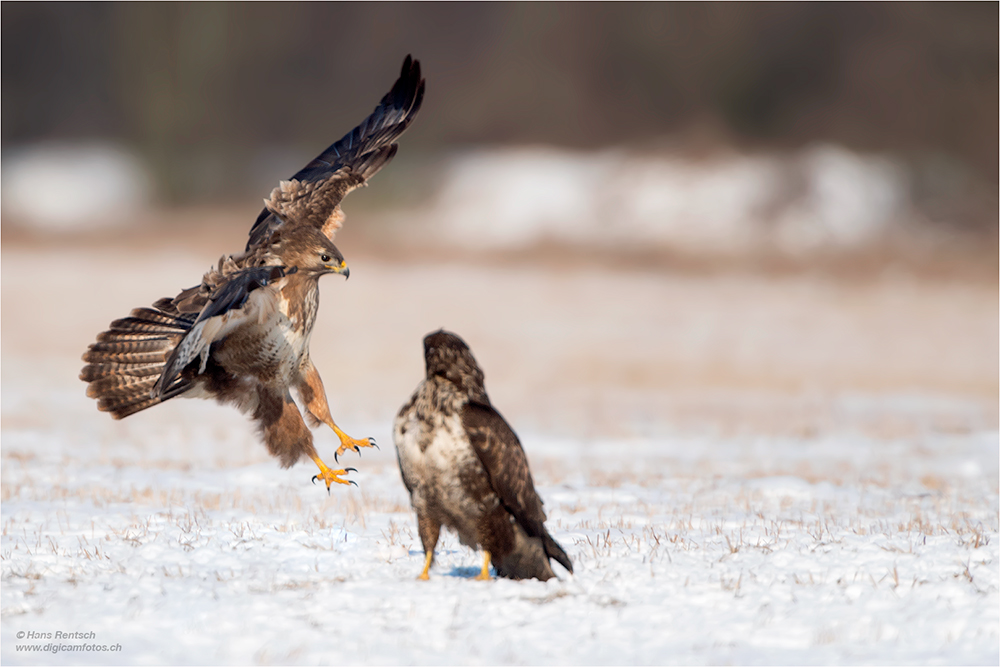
[446,565,485,579]
[405,549,483,579]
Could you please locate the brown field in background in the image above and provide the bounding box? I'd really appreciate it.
[3,206,995,442]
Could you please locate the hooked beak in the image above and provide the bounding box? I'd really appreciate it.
[327,260,350,280]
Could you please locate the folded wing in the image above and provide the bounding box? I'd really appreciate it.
[462,401,574,573]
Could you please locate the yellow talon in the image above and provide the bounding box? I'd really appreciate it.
[311,457,356,491]
[328,422,378,461]
[475,552,492,581]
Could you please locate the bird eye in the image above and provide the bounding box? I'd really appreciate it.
[321,253,332,263]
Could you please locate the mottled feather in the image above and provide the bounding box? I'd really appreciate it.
[81,56,423,478]
[394,330,573,581]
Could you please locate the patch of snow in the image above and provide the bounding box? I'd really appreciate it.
[2,371,997,665]
[1,143,152,231]
[2,244,995,665]
[774,146,908,252]
[422,144,910,254]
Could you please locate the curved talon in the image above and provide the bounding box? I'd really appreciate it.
[333,432,378,460]
[311,459,357,492]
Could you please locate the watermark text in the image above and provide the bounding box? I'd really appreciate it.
[14,630,120,654]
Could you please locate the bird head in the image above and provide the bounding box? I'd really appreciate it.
[273,228,349,279]
[423,329,488,402]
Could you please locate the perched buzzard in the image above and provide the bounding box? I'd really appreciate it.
[81,56,425,489]
[394,330,573,581]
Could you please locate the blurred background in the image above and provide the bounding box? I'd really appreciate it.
[2,2,997,445]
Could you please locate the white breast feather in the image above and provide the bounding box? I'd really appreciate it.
[397,408,479,513]
[185,283,311,386]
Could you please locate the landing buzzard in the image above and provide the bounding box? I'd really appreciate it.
[394,330,573,580]
[81,55,425,489]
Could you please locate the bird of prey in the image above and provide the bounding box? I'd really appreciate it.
[81,55,425,490]
[394,330,573,581]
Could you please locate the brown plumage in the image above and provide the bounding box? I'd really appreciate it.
[82,56,425,489]
[394,330,573,581]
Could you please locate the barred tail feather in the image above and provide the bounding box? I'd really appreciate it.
[81,303,195,419]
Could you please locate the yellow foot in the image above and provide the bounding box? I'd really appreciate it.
[474,551,492,581]
[331,423,378,462]
[310,457,357,493]
[417,551,433,581]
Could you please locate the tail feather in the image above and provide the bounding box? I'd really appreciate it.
[85,373,160,400]
[494,523,573,581]
[543,532,573,574]
[97,392,163,420]
[85,339,173,357]
[81,301,195,419]
[80,361,165,383]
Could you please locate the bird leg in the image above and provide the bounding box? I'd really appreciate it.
[257,388,355,492]
[416,513,440,580]
[310,455,357,492]
[297,361,377,461]
[475,551,492,581]
[418,551,433,581]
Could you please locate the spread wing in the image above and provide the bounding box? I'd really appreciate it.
[246,55,425,252]
[153,265,289,396]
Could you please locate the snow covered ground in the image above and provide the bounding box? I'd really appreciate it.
[2,240,997,665]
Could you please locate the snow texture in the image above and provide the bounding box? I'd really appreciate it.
[2,397,997,665]
[2,246,997,665]
[3,370,997,665]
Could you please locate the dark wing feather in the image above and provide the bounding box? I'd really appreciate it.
[192,265,289,326]
[462,402,548,532]
[154,266,287,396]
[246,55,425,251]
[462,401,573,573]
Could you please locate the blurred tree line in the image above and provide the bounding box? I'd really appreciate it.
[3,2,996,219]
